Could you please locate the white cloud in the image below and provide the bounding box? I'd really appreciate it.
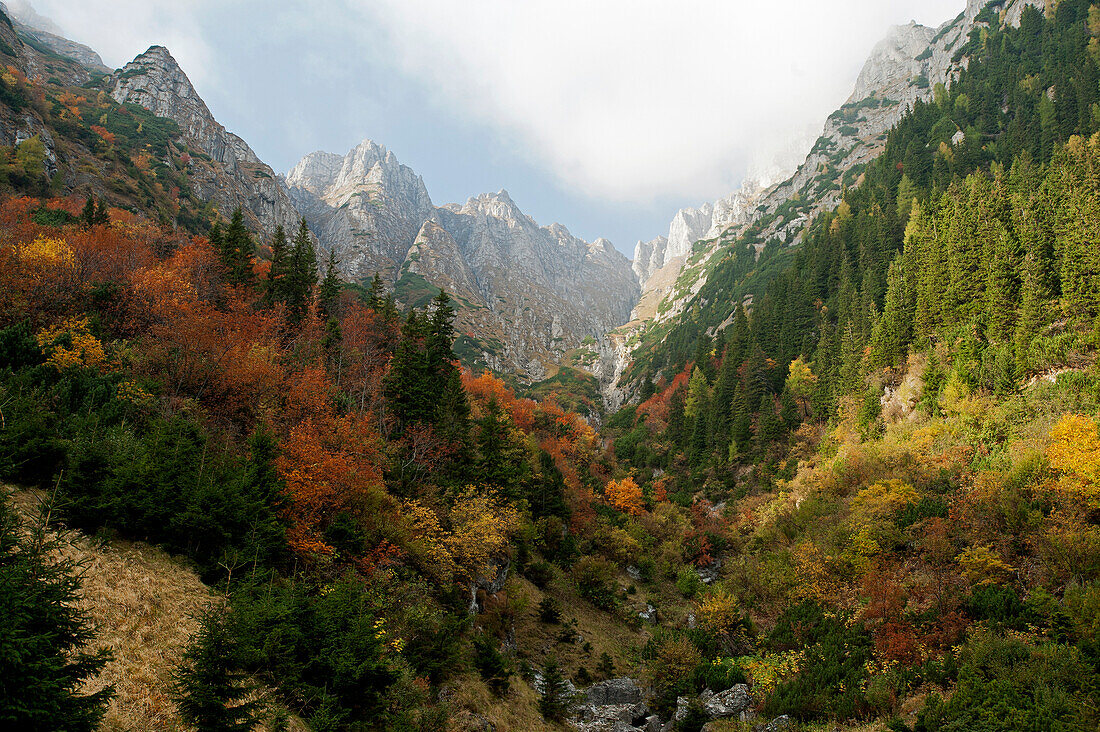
[30,0,217,88]
[350,0,964,203]
[24,0,964,207]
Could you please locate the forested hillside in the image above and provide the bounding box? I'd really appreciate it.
[4,1,1100,731]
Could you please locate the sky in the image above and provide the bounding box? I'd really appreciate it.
[21,0,965,255]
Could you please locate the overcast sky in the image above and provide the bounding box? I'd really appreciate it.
[23,0,965,254]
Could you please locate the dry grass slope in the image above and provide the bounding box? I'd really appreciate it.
[9,487,214,731]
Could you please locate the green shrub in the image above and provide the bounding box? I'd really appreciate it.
[763,605,873,721]
[914,631,1100,731]
[538,597,562,624]
[676,567,703,598]
[472,633,510,697]
[573,556,618,610]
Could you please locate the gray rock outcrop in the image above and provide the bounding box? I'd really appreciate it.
[287,140,640,383]
[2,2,110,74]
[619,0,1047,391]
[104,46,302,238]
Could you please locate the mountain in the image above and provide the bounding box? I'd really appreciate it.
[103,46,302,238]
[284,140,436,281]
[1,1,110,74]
[286,140,640,386]
[612,0,1045,401]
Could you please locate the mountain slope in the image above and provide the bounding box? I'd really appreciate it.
[102,46,302,238]
[287,140,640,384]
[613,0,1045,402]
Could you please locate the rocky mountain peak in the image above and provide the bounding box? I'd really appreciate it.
[848,22,936,104]
[105,45,302,238]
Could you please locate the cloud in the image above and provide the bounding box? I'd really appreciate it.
[30,0,217,88]
[350,0,964,203]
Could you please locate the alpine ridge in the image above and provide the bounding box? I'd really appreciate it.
[105,46,302,238]
[286,140,640,385]
[613,0,1046,404]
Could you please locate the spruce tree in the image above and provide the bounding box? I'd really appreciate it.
[384,311,432,429]
[173,608,262,732]
[365,273,385,312]
[264,225,289,306]
[317,250,342,323]
[286,219,318,322]
[538,657,571,721]
[221,207,256,287]
[80,196,96,229]
[0,496,112,731]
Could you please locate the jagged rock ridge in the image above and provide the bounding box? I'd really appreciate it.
[610,0,1044,406]
[286,141,640,382]
[1,1,110,74]
[104,46,302,238]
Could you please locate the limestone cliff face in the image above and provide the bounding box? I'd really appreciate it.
[612,0,1045,405]
[288,141,640,381]
[283,140,435,281]
[105,46,302,238]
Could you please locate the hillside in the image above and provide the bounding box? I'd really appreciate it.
[613,0,1046,405]
[286,142,639,385]
[3,1,1100,732]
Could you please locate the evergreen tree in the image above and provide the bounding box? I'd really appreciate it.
[665,386,687,450]
[870,257,914,368]
[538,657,572,721]
[286,219,318,322]
[173,608,262,732]
[80,196,96,228]
[366,273,385,311]
[472,634,510,697]
[264,225,289,306]
[474,400,530,500]
[220,208,256,287]
[0,497,112,731]
[528,451,570,519]
[318,250,342,323]
[684,367,709,420]
[384,311,432,429]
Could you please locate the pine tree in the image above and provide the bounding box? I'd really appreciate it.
[474,400,529,500]
[983,226,1020,343]
[264,225,289,306]
[80,196,96,229]
[665,386,687,449]
[93,199,109,226]
[220,207,256,287]
[286,219,318,322]
[317,250,342,323]
[684,367,709,420]
[0,496,112,731]
[384,311,432,429]
[366,273,385,311]
[870,256,914,368]
[529,451,570,520]
[472,634,510,697]
[173,608,262,732]
[538,657,572,721]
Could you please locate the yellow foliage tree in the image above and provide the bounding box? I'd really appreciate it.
[851,479,919,521]
[403,487,519,585]
[956,545,1016,586]
[605,476,644,516]
[35,316,108,371]
[695,590,753,654]
[1047,413,1100,508]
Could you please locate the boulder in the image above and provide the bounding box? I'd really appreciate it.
[760,715,792,731]
[702,683,752,719]
[586,678,644,706]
